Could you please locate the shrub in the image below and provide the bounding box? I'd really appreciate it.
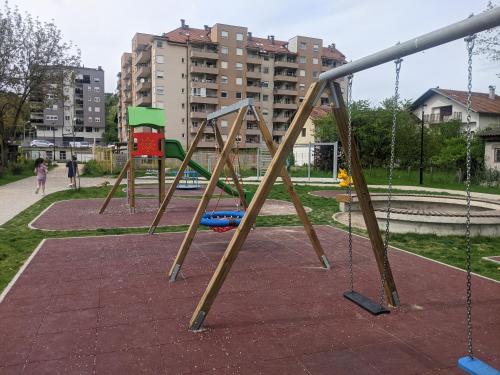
[9,163,24,175]
[83,160,106,176]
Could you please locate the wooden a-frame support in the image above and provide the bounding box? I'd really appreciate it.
[188,81,399,331]
[148,120,247,235]
[167,104,330,283]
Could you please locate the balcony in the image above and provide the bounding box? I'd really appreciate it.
[273,102,296,110]
[136,48,151,64]
[190,95,218,105]
[273,115,291,123]
[247,55,262,64]
[425,112,463,124]
[190,48,218,60]
[246,85,261,93]
[191,80,218,90]
[274,88,297,96]
[136,93,152,107]
[274,74,297,82]
[124,92,132,103]
[191,65,218,75]
[190,111,209,119]
[136,80,151,92]
[246,71,261,79]
[246,124,260,134]
[137,64,151,78]
[274,60,298,68]
[246,114,257,122]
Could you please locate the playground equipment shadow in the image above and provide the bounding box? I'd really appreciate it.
[0,226,498,374]
[29,197,308,231]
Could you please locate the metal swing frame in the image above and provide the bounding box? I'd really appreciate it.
[182,8,500,332]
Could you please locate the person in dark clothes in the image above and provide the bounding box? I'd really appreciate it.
[66,155,78,188]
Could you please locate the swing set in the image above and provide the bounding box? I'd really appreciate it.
[165,9,499,375]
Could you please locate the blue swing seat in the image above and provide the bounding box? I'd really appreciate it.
[458,356,500,375]
[200,211,244,227]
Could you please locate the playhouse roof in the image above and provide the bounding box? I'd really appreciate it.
[127,106,165,128]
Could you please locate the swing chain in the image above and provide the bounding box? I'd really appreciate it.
[465,34,475,359]
[346,74,354,292]
[379,58,402,307]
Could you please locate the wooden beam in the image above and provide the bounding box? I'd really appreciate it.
[189,82,325,330]
[213,124,247,210]
[98,159,130,214]
[148,121,208,234]
[329,81,399,307]
[253,107,330,269]
[168,108,247,282]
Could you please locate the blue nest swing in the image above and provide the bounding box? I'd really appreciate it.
[200,211,244,232]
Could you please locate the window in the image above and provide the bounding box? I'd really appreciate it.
[95,117,101,122]
[156,86,165,95]
[236,32,243,41]
[236,48,243,56]
[496,148,500,163]
[313,58,319,65]
[312,71,319,78]
[262,109,269,116]
[94,87,100,92]
[60,150,66,159]
[236,92,242,99]
[263,67,269,74]
[221,75,228,84]
[65,115,70,121]
[45,115,58,121]
[94,128,100,132]
[156,55,164,63]
[156,40,163,47]
[87,86,91,91]
[181,57,184,63]
[221,91,228,98]
[88,106,92,112]
[181,103,185,109]
[221,61,228,69]
[261,81,269,88]
[299,56,306,64]
[301,128,306,137]
[86,127,93,132]
[300,42,307,50]
[88,116,93,122]
[88,97,92,101]
[236,77,243,85]
[181,73,185,79]
[221,30,229,39]
[94,97,100,102]
[95,107,101,112]
[221,120,228,127]
[235,62,243,70]
[156,70,164,78]
[313,44,320,52]
[299,69,306,77]
[93,77,100,82]
[263,94,269,101]
[299,83,305,91]
[181,88,184,93]
[221,46,229,54]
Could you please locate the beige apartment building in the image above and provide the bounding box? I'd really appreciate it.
[117,20,346,149]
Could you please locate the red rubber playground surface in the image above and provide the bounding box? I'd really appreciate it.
[30,198,300,231]
[0,225,499,374]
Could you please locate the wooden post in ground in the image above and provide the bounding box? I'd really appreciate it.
[128,127,136,213]
[328,81,399,307]
[98,159,130,214]
[148,121,208,234]
[168,108,247,282]
[188,82,326,330]
[158,138,166,206]
[253,107,330,269]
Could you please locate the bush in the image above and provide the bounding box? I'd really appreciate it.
[9,163,24,175]
[82,160,106,176]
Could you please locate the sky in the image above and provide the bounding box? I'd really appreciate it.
[10,0,499,105]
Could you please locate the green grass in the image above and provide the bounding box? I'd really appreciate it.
[0,183,499,294]
[0,163,56,186]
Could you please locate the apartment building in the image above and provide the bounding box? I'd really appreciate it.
[117,20,346,148]
[31,66,106,145]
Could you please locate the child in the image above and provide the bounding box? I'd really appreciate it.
[66,155,78,188]
[34,158,48,195]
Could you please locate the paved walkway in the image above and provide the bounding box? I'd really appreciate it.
[0,163,114,226]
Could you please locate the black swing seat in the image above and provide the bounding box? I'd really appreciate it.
[344,291,390,316]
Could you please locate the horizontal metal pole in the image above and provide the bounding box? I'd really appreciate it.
[319,7,500,82]
[207,98,253,120]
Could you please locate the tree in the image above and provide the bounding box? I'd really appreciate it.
[103,93,119,144]
[475,1,499,75]
[0,2,80,168]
